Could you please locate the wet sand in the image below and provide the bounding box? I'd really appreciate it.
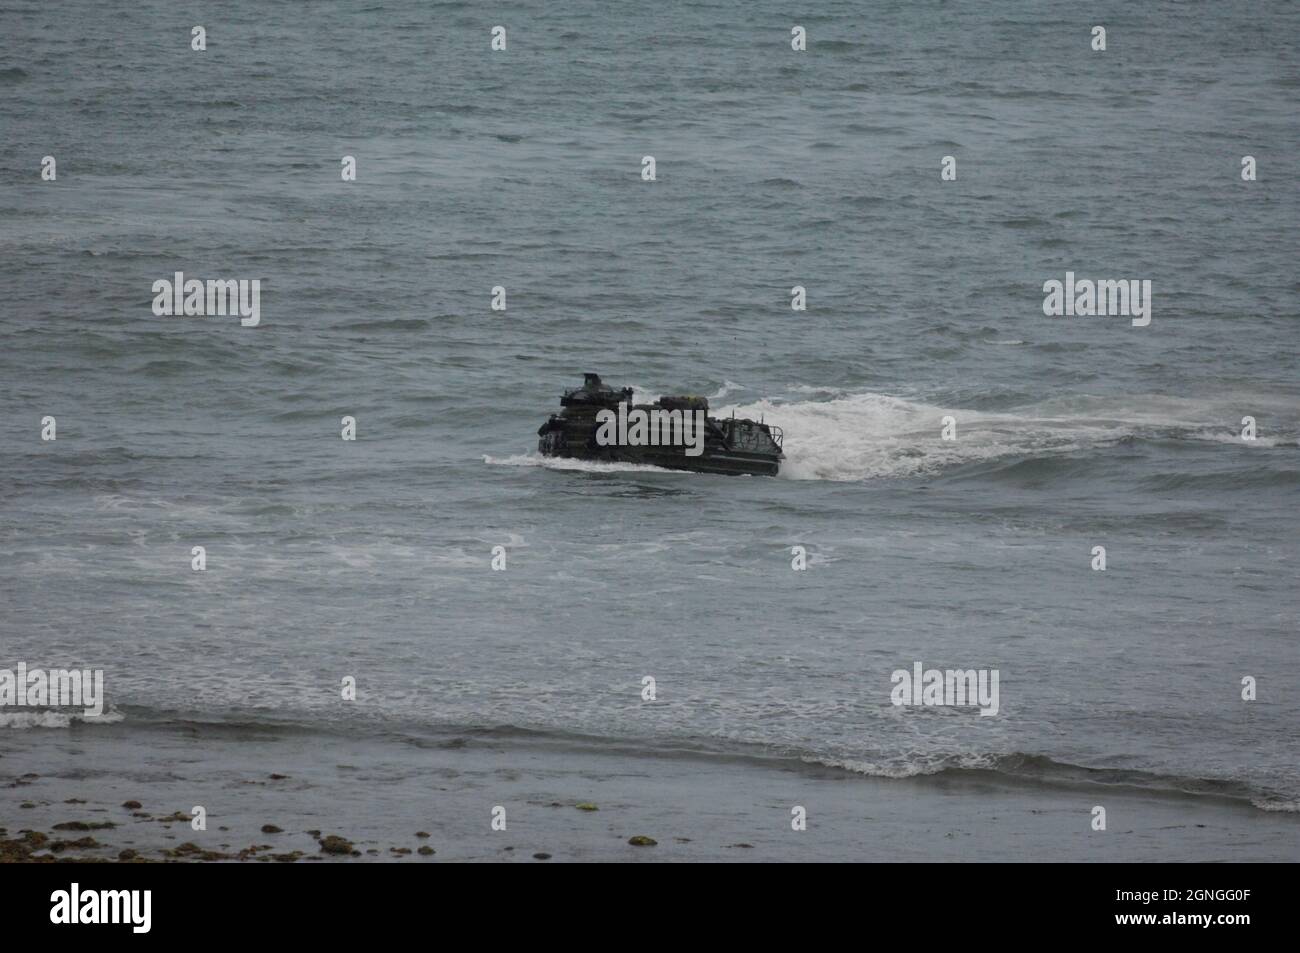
[3,720,1297,862]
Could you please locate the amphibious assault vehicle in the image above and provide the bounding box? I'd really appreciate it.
[537,373,783,476]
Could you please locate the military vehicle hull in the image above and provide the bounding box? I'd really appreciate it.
[537,374,783,477]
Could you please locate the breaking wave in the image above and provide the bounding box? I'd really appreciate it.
[800,750,1296,809]
[713,391,1298,482]
[0,708,125,729]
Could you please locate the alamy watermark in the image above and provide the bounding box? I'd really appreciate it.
[1042,272,1151,327]
[891,661,999,716]
[0,662,105,717]
[594,403,706,457]
[151,272,260,327]
[50,884,151,933]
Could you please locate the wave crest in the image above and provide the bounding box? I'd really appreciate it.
[0,708,124,729]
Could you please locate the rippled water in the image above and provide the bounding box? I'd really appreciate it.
[2,0,1298,814]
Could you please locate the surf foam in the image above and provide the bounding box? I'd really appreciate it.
[713,391,1297,482]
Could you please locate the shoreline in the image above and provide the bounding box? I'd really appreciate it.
[3,720,1297,862]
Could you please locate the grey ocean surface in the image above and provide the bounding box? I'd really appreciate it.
[2,0,1299,842]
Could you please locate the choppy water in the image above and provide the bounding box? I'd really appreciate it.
[2,0,1299,817]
